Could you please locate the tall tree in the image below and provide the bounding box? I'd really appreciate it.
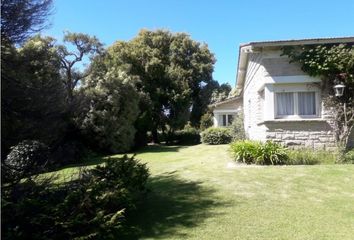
[1,0,53,44]
[2,36,66,156]
[79,70,140,153]
[96,29,215,143]
[57,32,103,104]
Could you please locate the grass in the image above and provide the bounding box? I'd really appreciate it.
[54,144,354,239]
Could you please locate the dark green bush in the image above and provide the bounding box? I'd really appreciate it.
[201,127,232,145]
[3,140,50,182]
[2,155,149,239]
[230,140,288,165]
[175,127,200,145]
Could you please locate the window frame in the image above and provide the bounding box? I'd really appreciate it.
[220,114,236,127]
[274,91,320,119]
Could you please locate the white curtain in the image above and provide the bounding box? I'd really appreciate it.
[298,92,316,115]
[276,92,294,116]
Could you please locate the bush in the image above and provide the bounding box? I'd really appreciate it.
[3,140,50,182]
[175,125,200,145]
[230,140,260,164]
[230,140,288,165]
[200,112,213,130]
[339,148,354,163]
[256,141,288,165]
[229,113,245,141]
[201,127,232,145]
[286,149,337,165]
[2,155,150,239]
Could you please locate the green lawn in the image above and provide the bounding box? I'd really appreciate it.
[57,144,354,239]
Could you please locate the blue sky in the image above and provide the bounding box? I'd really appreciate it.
[44,0,354,86]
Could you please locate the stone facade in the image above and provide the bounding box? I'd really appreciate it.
[264,121,337,150]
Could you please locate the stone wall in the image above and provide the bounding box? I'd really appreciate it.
[264,121,337,150]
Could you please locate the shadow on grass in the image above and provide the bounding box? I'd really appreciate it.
[121,173,230,239]
[55,145,187,172]
[135,144,187,154]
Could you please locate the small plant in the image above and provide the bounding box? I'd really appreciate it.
[256,141,288,165]
[230,140,288,165]
[201,127,232,145]
[338,148,354,163]
[230,140,260,164]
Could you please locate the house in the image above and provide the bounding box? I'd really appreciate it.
[213,37,354,149]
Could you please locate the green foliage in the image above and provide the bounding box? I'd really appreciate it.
[286,149,337,165]
[79,70,140,153]
[210,83,232,103]
[2,36,66,155]
[256,141,288,165]
[338,148,354,163]
[93,29,216,143]
[2,155,149,239]
[57,32,103,103]
[1,0,53,44]
[166,124,201,145]
[230,140,288,165]
[200,112,214,130]
[229,113,245,141]
[201,127,232,145]
[230,140,260,164]
[3,140,49,183]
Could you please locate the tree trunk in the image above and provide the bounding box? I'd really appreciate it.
[151,128,159,144]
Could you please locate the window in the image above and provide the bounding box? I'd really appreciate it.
[222,115,227,126]
[275,91,318,118]
[220,114,235,126]
[228,115,234,125]
[298,92,316,115]
[276,92,294,116]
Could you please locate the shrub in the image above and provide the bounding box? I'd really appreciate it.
[2,155,149,239]
[256,141,288,165]
[200,112,213,130]
[201,127,232,145]
[175,125,200,145]
[3,140,50,182]
[230,140,288,165]
[229,113,245,141]
[339,148,354,163]
[286,149,337,165]
[230,140,260,164]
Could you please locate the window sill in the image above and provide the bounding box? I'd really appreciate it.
[257,118,327,125]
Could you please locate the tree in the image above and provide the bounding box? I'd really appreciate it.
[210,82,232,103]
[1,0,53,44]
[2,36,66,156]
[283,44,354,148]
[98,29,215,143]
[57,32,103,104]
[78,70,140,153]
